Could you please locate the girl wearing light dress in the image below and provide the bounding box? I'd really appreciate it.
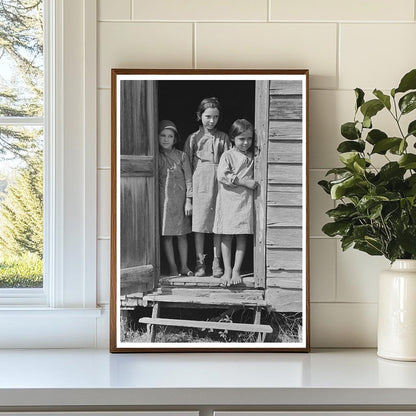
[158,120,193,277]
[184,97,230,277]
[213,119,258,286]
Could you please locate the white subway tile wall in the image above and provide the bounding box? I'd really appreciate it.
[270,0,414,22]
[97,0,416,347]
[340,24,416,90]
[98,90,111,168]
[99,0,131,21]
[196,23,337,89]
[132,0,269,21]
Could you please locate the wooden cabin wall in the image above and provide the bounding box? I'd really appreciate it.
[119,80,159,296]
[266,80,303,313]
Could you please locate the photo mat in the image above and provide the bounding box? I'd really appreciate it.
[110,69,309,352]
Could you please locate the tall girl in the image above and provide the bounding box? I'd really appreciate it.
[184,97,230,277]
[158,120,193,277]
[213,119,258,286]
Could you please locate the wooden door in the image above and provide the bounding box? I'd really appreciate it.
[119,80,159,296]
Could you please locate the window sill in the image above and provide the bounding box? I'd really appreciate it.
[0,306,102,316]
[0,349,415,410]
[0,307,103,348]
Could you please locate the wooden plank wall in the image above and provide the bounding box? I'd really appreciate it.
[266,80,303,312]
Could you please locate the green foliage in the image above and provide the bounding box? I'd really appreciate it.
[0,252,42,288]
[320,68,416,262]
[0,0,44,285]
[0,153,43,258]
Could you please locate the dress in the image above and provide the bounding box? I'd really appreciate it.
[213,147,254,235]
[159,148,192,236]
[184,127,230,233]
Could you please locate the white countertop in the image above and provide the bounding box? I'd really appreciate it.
[1,348,416,408]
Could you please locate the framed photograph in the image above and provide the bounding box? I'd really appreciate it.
[110,69,309,352]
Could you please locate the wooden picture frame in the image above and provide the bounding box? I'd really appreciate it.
[110,69,310,352]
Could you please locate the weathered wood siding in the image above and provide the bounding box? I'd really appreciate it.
[119,80,159,296]
[266,80,303,312]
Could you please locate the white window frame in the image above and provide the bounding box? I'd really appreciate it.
[0,0,101,348]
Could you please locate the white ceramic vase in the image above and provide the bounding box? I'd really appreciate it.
[378,259,416,361]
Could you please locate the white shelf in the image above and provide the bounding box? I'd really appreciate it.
[0,348,416,409]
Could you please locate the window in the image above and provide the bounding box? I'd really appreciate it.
[0,0,45,295]
[0,0,100,348]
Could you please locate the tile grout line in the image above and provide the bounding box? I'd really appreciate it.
[336,22,340,90]
[130,0,133,20]
[268,0,271,22]
[193,22,197,69]
[97,19,415,24]
[333,230,338,303]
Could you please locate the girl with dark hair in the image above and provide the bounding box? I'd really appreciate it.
[158,120,193,277]
[213,119,258,286]
[184,97,230,277]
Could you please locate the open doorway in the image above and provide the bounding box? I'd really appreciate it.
[157,80,256,278]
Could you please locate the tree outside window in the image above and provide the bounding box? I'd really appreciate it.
[0,0,44,288]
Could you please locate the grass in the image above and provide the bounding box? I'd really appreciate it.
[0,252,43,288]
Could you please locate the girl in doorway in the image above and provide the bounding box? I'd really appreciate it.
[158,120,194,277]
[213,119,258,286]
[184,97,230,277]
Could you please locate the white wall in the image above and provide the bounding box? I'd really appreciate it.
[96,0,416,348]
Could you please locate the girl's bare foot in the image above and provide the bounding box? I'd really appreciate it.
[230,270,242,285]
[220,269,232,286]
[179,267,194,277]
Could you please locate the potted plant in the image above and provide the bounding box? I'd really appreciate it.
[319,68,416,361]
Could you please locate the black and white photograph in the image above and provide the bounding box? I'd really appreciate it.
[110,69,309,352]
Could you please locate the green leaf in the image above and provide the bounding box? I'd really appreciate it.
[325,167,351,176]
[371,137,402,154]
[389,138,408,155]
[339,152,360,167]
[322,221,351,237]
[330,175,358,199]
[341,235,355,251]
[399,92,416,115]
[326,203,357,220]
[366,129,387,145]
[395,69,416,94]
[357,195,389,211]
[398,227,416,255]
[399,139,407,154]
[407,120,416,137]
[378,162,406,181]
[354,241,383,256]
[386,240,403,263]
[318,180,331,194]
[369,203,383,219]
[360,99,384,119]
[399,154,416,169]
[355,88,365,110]
[352,224,373,240]
[363,116,372,129]
[353,158,366,174]
[373,89,391,110]
[337,140,365,153]
[341,122,360,140]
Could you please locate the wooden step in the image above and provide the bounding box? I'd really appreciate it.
[139,317,272,334]
[159,274,255,288]
[161,287,264,297]
[142,293,267,307]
